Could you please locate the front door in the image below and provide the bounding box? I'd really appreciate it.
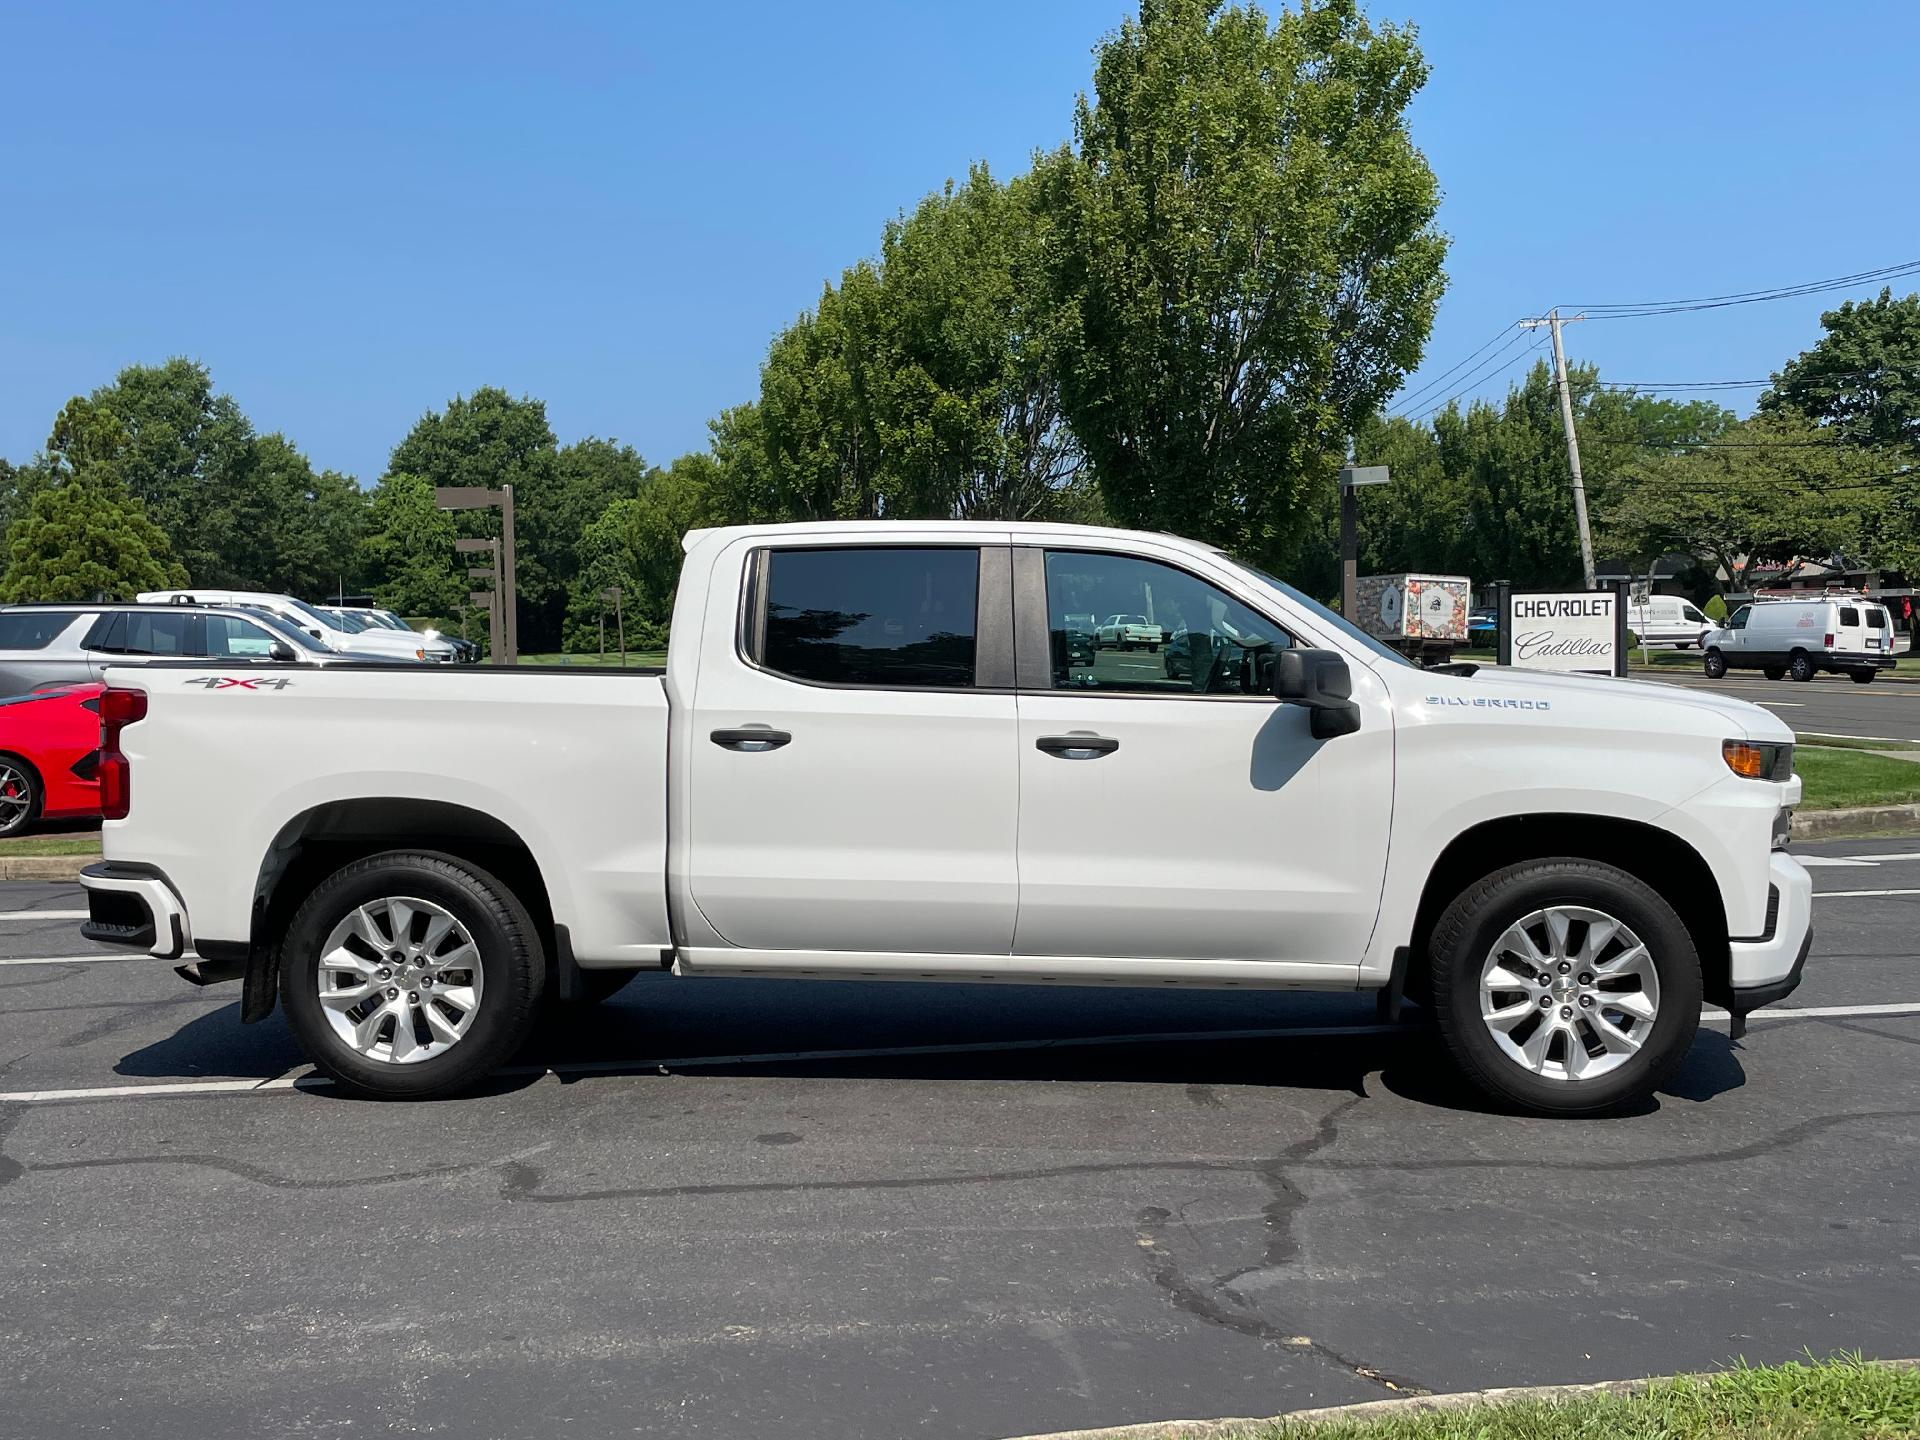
[686,539,1020,956]
[1012,547,1393,968]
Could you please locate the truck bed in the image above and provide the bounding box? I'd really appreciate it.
[100,663,674,966]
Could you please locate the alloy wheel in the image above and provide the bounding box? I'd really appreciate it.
[1479,905,1660,1082]
[315,895,484,1064]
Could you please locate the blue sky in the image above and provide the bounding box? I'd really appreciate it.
[4,1,1918,482]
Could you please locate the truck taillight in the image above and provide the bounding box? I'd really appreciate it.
[97,688,148,821]
[1824,633,1835,647]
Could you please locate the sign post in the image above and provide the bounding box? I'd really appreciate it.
[600,586,625,665]
[454,536,500,664]
[439,488,517,664]
[1337,464,1390,622]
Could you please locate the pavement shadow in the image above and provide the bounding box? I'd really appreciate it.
[114,998,305,1080]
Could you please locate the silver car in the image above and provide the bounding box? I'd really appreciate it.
[0,602,355,699]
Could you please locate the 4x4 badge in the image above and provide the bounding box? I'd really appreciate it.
[184,676,293,690]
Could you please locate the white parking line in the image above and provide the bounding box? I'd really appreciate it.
[1814,889,1920,899]
[0,910,88,921]
[0,953,152,967]
[3,1001,1917,1104]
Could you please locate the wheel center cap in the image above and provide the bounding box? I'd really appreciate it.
[1553,977,1579,1002]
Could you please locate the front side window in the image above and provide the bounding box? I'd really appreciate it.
[204,615,280,657]
[1682,604,1706,624]
[759,546,978,688]
[1045,551,1288,694]
[1730,606,1750,630]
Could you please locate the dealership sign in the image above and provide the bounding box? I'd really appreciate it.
[1498,588,1626,676]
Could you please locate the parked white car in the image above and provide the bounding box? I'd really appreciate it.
[138,591,450,663]
[1094,613,1164,651]
[85,520,1809,1117]
[1703,597,1897,683]
[1626,595,1714,649]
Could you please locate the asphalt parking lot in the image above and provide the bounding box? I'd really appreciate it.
[3,839,1919,1439]
[1643,667,1920,743]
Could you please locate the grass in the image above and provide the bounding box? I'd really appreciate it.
[0,837,103,856]
[518,650,667,669]
[1800,733,1920,753]
[1204,1357,1920,1440]
[1793,746,1920,811]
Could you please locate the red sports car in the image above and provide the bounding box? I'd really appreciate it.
[0,683,104,837]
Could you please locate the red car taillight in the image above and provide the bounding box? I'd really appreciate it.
[1824,632,1835,648]
[98,688,147,821]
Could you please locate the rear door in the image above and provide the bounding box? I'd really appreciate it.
[685,538,1020,955]
[84,610,198,680]
[1010,544,1393,968]
[1835,603,1870,656]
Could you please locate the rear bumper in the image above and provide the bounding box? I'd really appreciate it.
[79,861,191,960]
[1824,655,1896,672]
[1726,849,1811,1012]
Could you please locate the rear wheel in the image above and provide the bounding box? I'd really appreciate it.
[1851,670,1876,685]
[0,756,41,838]
[1762,666,1786,681]
[280,851,546,1099]
[1702,648,1727,679]
[1789,651,1816,683]
[1428,859,1701,1116]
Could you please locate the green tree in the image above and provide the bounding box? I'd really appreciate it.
[241,434,366,600]
[0,398,187,601]
[1599,410,1887,592]
[566,455,718,649]
[1047,0,1447,568]
[386,388,584,648]
[359,472,464,620]
[1761,288,1920,448]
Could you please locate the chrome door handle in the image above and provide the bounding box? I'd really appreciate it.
[1035,733,1119,758]
[710,727,792,752]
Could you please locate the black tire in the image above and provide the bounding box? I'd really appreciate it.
[1147,642,1160,653]
[1789,650,1816,682]
[1428,859,1702,1117]
[1851,670,1876,685]
[1762,666,1786,681]
[1702,648,1727,679]
[279,851,547,1100]
[566,967,641,1005]
[0,754,42,838]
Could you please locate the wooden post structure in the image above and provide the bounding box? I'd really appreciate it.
[438,487,518,665]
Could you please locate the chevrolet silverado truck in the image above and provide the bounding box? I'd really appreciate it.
[78,521,1811,1115]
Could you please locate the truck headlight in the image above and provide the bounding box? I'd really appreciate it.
[1723,740,1793,782]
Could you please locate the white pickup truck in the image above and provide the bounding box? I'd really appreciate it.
[79,521,1811,1115]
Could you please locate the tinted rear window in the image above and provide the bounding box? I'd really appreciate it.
[759,547,978,688]
[1839,606,1860,626]
[0,611,80,650]
[1867,606,1889,627]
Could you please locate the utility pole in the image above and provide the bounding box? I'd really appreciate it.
[1521,309,1596,592]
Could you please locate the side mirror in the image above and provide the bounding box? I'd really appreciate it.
[269,640,297,662]
[1272,648,1361,739]
[308,628,324,641]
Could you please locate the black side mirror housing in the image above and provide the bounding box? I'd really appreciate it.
[1272,648,1361,739]
[268,640,297,662]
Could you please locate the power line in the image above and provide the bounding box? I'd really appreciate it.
[1388,320,1525,416]
[1398,331,1548,422]
[1568,258,1920,319]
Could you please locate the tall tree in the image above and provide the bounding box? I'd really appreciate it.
[1761,288,1920,449]
[358,472,464,620]
[88,358,256,585]
[1047,0,1447,568]
[0,398,186,601]
[386,389,573,648]
[566,455,719,649]
[240,434,366,601]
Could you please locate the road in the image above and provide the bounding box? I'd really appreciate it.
[1638,668,1920,743]
[3,842,1919,1439]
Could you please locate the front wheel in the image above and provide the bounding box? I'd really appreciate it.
[1763,666,1786,681]
[1702,648,1727,679]
[280,851,547,1099]
[1428,859,1701,1116]
[1851,670,1876,685]
[1789,651,1816,682]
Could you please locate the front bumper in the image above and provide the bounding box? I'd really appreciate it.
[1727,849,1812,1012]
[79,861,191,960]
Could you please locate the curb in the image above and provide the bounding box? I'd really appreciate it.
[0,855,99,880]
[1793,802,1920,839]
[1002,1359,1920,1440]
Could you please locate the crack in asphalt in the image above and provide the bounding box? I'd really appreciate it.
[3,1140,555,1193]
[1134,1095,1430,1397]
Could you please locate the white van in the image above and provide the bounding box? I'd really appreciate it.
[1626,595,1713,648]
[1703,597,1898,683]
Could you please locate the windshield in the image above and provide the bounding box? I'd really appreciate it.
[1224,557,1417,669]
[372,610,414,632]
[241,608,328,653]
[282,597,346,632]
[327,610,370,633]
